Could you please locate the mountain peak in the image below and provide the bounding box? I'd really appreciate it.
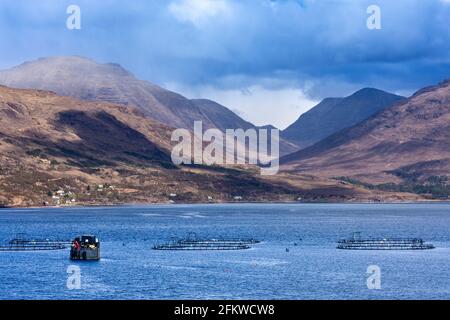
[16,55,94,67]
[6,56,133,78]
[352,87,386,96]
[282,88,405,149]
[0,56,270,134]
[281,78,450,184]
[349,88,404,101]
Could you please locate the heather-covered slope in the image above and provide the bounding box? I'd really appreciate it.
[191,99,299,155]
[0,85,395,207]
[282,80,450,195]
[0,57,293,137]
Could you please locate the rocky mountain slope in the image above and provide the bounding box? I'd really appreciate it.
[281,79,450,197]
[191,99,256,132]
[282,88,405,149]
[191,99,299,155]
[0,56,205,129]
[0,85,405,207]
[0,56,298,155]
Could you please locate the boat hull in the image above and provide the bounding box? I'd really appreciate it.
[70,247,100,261]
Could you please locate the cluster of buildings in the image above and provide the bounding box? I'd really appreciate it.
[49,184,117,206]
[51,189,76,206]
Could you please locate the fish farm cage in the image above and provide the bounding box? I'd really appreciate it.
[153,233,260,251]
[0,236,70,252]
[337,233,435,250]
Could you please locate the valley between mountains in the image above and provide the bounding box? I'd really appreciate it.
[0,56,448,207]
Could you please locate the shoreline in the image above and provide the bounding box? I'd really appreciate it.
[1,199,449,210]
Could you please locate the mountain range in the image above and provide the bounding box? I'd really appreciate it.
[0,56,403,156]
[282,88,405,149]
[0,56,299,155]
[0,56,449,206]
[0,85,407,207]
[282,79,450,197]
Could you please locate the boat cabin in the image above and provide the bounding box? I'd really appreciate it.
[70,235,100,261]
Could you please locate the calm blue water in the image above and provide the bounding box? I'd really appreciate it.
[0,203,449,300]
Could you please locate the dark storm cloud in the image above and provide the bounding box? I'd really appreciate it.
[0,0,449,99]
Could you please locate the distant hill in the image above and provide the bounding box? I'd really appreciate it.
[0,85,296,206]
[0,56,206,129]
[0,85,392,207]
[0,56,298,155]
[0,56,436,203]
[282,88,405,149]
[191,99,255,132]
[281,79,450,197]
[191,99,299,155]
[0,57,244,130]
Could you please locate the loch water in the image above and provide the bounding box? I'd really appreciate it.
[0,203,449,300]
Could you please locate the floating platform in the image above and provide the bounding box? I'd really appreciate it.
[0,236,70,252]
[153,233,259,251]
[0,244,67,252]
[337,233,435,250]
[178,238,260,245]
[9,238,71,246]
[153,243,251,251]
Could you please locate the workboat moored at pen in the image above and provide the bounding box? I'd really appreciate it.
[70,235,101,260]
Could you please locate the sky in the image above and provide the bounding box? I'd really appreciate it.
[0,0,449,129]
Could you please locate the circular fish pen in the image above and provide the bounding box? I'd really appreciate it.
[153,243,251,251]
[153,233,259,251]
[0,244,67,252]
[0,236,70,252]
[9,238,72,246]
[337,233,435,250]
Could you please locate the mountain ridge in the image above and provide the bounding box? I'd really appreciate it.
[281,78,450,192]
[0,85,420,207]
[281,88,405,149]
[0,56,299,155]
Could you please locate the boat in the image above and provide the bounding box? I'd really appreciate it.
[337,232,435,250]
[70,235,100,260]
